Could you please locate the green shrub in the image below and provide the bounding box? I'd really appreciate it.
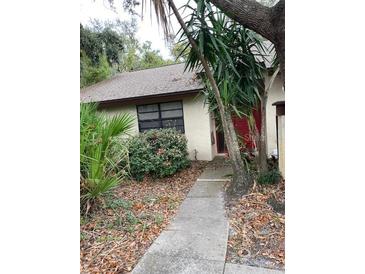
[128,128,190,181]
[257,169,282,185]
[80,103,134,214]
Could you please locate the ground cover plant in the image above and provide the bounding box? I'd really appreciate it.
[80,103,134,214]
[128,128,191,181]
[80,161,207,273]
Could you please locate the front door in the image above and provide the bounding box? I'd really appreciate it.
[215,109,261,153]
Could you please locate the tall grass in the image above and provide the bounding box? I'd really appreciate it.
[80,103,134,214]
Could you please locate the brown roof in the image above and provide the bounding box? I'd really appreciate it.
[80,63,204,103]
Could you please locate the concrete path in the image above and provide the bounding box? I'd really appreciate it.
[132,160,284,274]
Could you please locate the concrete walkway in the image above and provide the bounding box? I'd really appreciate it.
[132,160,284,274]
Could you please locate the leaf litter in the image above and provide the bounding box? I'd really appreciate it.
[80,161,207,274]
[225,180,285,270]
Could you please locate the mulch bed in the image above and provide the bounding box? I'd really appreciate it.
[80,161,207,274]
[225,180,285,270]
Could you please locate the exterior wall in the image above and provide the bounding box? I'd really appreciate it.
[265,76,285,156]
[101,104,139,135]
[278,115,285,177]
[182,95,214,161]
[100,94,214,161]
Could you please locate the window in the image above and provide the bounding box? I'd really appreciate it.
[137,101,185,133]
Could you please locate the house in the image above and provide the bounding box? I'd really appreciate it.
[80,63,284,161]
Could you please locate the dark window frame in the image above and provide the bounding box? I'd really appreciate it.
[136,100,185,133]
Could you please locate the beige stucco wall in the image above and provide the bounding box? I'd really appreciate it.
[182,95,214,161]
[100,94,215,161]
[265,76,285,156]
[101,104,139,135]
[278,115,285,177]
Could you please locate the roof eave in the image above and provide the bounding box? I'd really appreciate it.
[81,88,205,107]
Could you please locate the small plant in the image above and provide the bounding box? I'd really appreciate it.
[80,232,88,241]
[154,213,164,225]
[80,103,134,215]
[106,198,133,210]
[257,169,282,185]
[125,211,139,225]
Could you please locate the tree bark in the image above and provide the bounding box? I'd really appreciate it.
[259,67,280,172]
[259,93,268,172]
[208,0,285,85]
[168,0,252,194]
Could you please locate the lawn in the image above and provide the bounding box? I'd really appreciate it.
[80,161,207,273]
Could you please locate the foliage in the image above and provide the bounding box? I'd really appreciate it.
[105,197,133,210]
[80,53,111,88]
[80,103,135,214]
[257,169,282,185]
[169,41,190,62]
[120,40,174,72]
[139,41,174,69]
[80,19,175,87]
[80,23,124,67]
[178,0,268,123]
[127,128,190,181]
[80,22,125,87]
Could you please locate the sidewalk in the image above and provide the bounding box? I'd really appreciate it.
[132,159,284,274]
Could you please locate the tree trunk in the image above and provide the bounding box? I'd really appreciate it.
[208,0,285,85]
[259,93,268,172]
[258,67,280,172]
[168,0,252,194]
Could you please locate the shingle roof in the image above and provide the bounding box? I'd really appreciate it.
[80,63,204,103]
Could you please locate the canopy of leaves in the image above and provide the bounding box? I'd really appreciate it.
[80,23,124,67]
[80,18,175,87]
[177,0,269,123]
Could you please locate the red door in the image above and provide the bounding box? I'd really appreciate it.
[216,109,261,153]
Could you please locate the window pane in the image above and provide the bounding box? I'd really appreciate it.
[175,126,184,133]
[162,118,184,128]
[160,101,182,111]
[137,104,158,113]
[139,120,161,129]
[138,112,159,121]
[161,109,183,118]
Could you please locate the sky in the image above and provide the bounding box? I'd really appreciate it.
[80,0,186,59]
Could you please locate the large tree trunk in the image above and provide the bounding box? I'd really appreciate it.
[168,0,252,194]
[208,0,285,85]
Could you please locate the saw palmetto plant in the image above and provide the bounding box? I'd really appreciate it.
[80,103,135,214]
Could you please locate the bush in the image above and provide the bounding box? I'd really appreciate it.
[257,169,282,185]
[80,103,134,214]
[128,128,190,181]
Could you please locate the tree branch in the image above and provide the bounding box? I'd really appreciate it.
[209,0,284,45]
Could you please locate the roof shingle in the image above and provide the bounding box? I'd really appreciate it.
[80,63,204,103]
